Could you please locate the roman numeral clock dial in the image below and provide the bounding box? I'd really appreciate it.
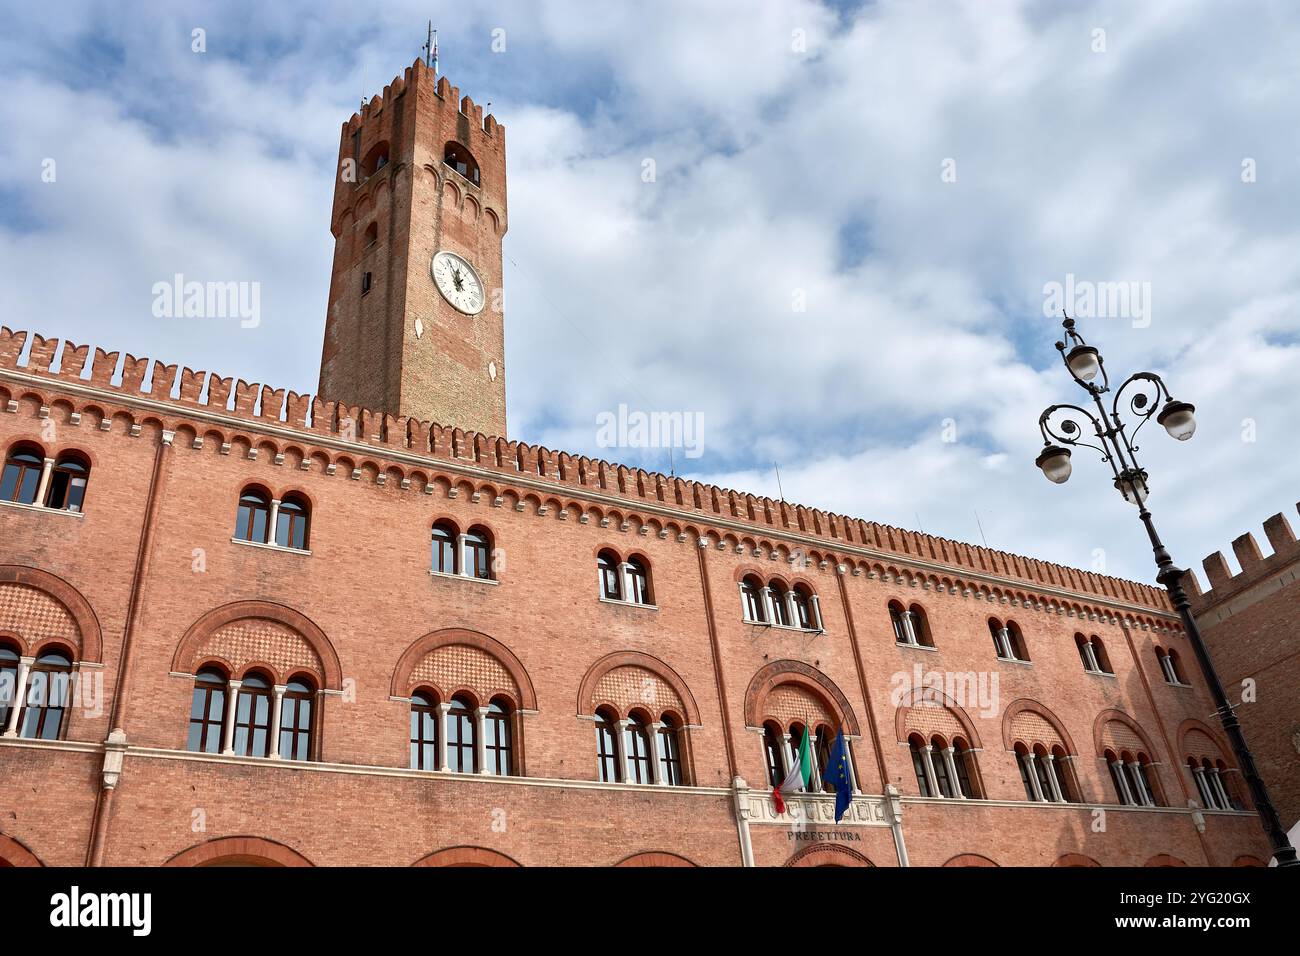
[431,250,485,315]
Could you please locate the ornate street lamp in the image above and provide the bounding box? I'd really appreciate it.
[1036,313,1297,866]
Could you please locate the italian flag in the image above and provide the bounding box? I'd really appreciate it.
[772,729,813,814]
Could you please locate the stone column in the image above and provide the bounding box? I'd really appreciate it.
[615,719,632,782]
[781,732,795,782]
[903,612,920,646]
[2,656,34,737]
[809,594,823,631]
[921,744,942,797]
[997,627,1014,659]
[1024,753,1046,801]
[475,706,489,773]
[1043,754,1065,802]
[33,458,54,506]
[268,685,287,758]
[762,587,776,624]
[436,702,452,771]
[457,533,470,576]
[943,747,967,799]
[1209,768,1232,809]
[785,591,800,629]
[267,498,282,545]
[221,679,243,754]
[1126,761,1152,806]
[647,722,663,785]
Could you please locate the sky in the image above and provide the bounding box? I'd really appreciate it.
[1,0,1298,588]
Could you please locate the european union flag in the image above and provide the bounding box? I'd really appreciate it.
[821,728,853,823]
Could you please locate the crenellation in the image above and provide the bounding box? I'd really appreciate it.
[1262,510,1296,555]
[1231,532,1264,572]
[59,341,90,379]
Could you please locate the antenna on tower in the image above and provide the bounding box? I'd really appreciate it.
[774,462,785,502]
[423,22,439,74]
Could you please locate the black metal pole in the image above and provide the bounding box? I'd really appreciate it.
[1136,505,1298,866]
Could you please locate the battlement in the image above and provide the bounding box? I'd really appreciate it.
[342,59,503,140]
[0,325,1175,616]
[1182,504,1300,609]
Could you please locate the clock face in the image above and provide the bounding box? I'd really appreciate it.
[431,250,485,315]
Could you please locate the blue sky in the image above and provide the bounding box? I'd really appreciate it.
[2,0,1299,587]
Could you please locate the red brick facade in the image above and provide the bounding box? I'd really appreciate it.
[0,62,1275,868]
[1185,506,1300,836]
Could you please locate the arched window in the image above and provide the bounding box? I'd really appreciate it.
[1077,634,1112,674]
[909,735,934,797]
[624,714,653,784]
[595,707,621,782]
[232,673,273,757]
[279,677,314,760]
[410,691,439,770]
[909,604,933,647]
[186,667,228,754]
[431,521,458,574]
[890,602,910,644]
[814,725,833,792]
[234,488,271,544]
[626,557,651,605]
[658,715,684,786]
[989,618,1008,658]
[484,697,513,776]
[741,575,766,622]
[762,721,785,787]
[444,141,480,185]
[363,221,378,247]
[1014,745,1037,800]
[1006,622,1029,661]
[1157,647,1188,685]
[0,643,19,730]
[1091,637,1113,674]
[447,695,476,773]
[931,735,955,797]
[360,141,389,179]
[597,550,622,600]
[465,527,493,579]
[45,453,89,512]
[20,649,73,740]
[792,585,816,630]
[1189,757,1237,810]
[0,445,43,505]
[769,582,792,627]
[1106,749,1134,805]
[953,738,979,798]
[1050,745,1077,802]
[275,494,310,550]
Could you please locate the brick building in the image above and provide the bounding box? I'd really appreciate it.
[0,60,1275,867]
[1185,507,1300,840]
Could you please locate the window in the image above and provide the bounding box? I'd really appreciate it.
[443,141,480,185]
[1190,757,1238,810]
[596,708,621,782]
[624,714,653,784]
[741,575,766,623]
[278,677,314,760]
[890,602,910,644]
[432,522,457,574]
[360,141,390,179]
[910,735,934,797]
[0,446,42,505]
[274,494,310,550]
[792,586,816,630]
[410,691,439,770]
[659,716,684,786]
[769,582,791,627]
[363,221,378,247]
[991,618,1029,661]
[361,271,373,294]
[447,695,476,773]
[186,668,227,754]
[484,698,513,776]
[931,735,955,797]
[626,557,651,605]
[234,489,271,544]
[45,453,89,512]
[1015,746,1037,800]
[232,673,273,757]
[1157,647,1188,685]
[1050,745,1077,802]
[19,649,73,740]
[0,643,19,730]
[465,527,493,579]
[1077,634,1113,674]
[814,726,833,793]
[953,739,979,798]
[762,721,785,787]
[597,550,622,601]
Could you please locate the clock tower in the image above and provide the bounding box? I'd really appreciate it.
[318,59,508,437]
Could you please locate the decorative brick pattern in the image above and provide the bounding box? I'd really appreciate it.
[903,704,965,741]
[0,583,78,652]
[196,618,322,681]
[1183,728,1221,761]
[410,643,518,702]
[1100,720,1146,755]
[766,684,831,728]
[592,665,683,716]
[1010,712,1063,749]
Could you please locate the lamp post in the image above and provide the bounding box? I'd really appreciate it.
[1035,313,1297,867]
